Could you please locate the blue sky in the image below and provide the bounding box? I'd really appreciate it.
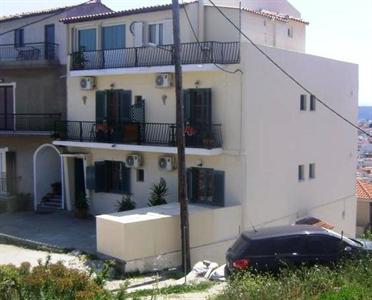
[1,0,371,105]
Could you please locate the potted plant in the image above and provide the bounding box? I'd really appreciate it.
[148,178,168,207]
[72,48,86,69]
[116,195,136,212]
[75,192,89,219]
[201,130,215,148]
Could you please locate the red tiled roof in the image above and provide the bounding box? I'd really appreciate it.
[295,217,334,230]
[60,2,196,24]
[243,8,309,25]
[356,179,372,200]
[0,0,111,23]
[60,2,308,25]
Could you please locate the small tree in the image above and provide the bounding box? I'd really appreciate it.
[116,195,136,212]
[148,178,168,207]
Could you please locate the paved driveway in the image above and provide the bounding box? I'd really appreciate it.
[0,211,96,254]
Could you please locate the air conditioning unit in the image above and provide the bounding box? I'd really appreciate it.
[155,73,173,88]
[126,154,143,168]
[158,156,175,171]
[80,77,96,90]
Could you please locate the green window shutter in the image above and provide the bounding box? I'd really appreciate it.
[120,162,131,194]
[86,166,95,190]
[183,89,191,123]
[119,90,132,122]
[96,91,107,123]
[187,167,198,203]
[94,161,106,193]
[213,170,225,207]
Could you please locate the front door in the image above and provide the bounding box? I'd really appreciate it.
[44,24,55,59]
[0,85,14,130]
[74,158,85,201]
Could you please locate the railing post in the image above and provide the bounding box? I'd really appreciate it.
[135,48,138,67]
[79,121,83,142]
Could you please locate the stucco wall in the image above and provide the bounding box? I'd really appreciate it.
[357,200,370,227]
[240,42,358,236]
[96,203,241,272]
[1,67,66,117]
[0,136,53,195]
[66,146,244,215]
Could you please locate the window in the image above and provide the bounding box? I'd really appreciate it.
[288,27,293,38]
[14,28,24,47]
[187,167,225,206]
[309,163,316,179]
[300,95,307,111]
[148,23,164,45]
[136,169,144,182]
[94,161,130,194]
[273,236,306,254]
[102,25,125,50]
[298,165,305,181]
[78,28,96,51]
[310,95,316,111]
[306,236,340,254]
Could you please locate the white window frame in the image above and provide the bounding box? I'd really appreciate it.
[148,22,164,45]
[74,26,99,52]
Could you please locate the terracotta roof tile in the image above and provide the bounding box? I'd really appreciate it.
[242,8,309,25]
[356,179,372,200]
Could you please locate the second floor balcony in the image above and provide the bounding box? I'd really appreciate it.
[70,41,240,71]
[0,113,61,135]
[54,120,222,150]
[0,43,59,68]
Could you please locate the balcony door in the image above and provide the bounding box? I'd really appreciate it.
[44,24,55,60]
[0,85,14,130]
[96,90,132,143]
[102,24,125,69]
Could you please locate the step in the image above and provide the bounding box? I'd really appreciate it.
[44,199,62,204]
[39,203,62,209]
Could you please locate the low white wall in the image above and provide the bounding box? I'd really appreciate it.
[96,203,241,273]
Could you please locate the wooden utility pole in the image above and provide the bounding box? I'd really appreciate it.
[172,0,191,273]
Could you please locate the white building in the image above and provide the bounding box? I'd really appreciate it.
[33,0,358,271]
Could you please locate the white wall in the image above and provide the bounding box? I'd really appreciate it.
[241,42,358,236]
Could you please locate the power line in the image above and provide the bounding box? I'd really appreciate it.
[207,0,370,137]
[181,1,242,74]
[0,1,92,38]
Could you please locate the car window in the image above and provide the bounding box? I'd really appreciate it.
[306,235,341,254]
[230,236,250,256]
[273,236,306,254]
[248,239,274,255]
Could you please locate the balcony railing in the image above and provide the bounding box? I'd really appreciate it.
[0,113,61,132]
[54,121,223,149]
[71,41,240,70]
[0,42,59,62]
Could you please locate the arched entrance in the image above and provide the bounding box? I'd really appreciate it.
[33,144,63,211]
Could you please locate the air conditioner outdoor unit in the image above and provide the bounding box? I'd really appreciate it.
[155,73,173,88]
[126,154,143,168]
[80,77,96,90]
[158,156,175,171]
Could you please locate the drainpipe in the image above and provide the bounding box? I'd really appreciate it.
[198,0,205,41]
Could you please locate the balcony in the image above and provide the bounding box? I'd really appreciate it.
[53,121,222,152]
[0,43,59,68]
[0,113,61,135]
[70,41,240,71]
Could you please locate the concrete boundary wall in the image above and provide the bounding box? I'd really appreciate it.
[96,203,241,272]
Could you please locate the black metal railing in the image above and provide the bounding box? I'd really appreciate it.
[0,42,59,62]
[0,113,61,132]
[54,121,223,149]
[0,176,21,195]
[70,41,240,70]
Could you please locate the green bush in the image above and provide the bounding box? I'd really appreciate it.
[116,195,136,212]
[0,259,125,300]
[217,255,372,300]
[148,178,168,207]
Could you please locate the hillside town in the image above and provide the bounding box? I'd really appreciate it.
[0,0,371,299]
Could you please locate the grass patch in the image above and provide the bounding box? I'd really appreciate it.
[126,281,213,298]
[217,255,372,300]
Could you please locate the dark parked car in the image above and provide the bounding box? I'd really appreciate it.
[225,225,371,275]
